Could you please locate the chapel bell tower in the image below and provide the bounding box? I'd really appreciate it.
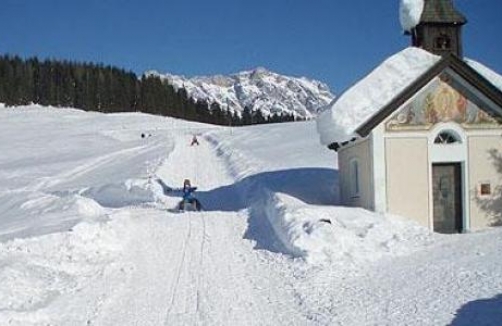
[409,0,467,57]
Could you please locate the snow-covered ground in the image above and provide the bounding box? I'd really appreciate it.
[1,105,501,325]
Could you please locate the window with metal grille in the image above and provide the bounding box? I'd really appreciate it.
[435,34,451,50]
[434,131,460,144]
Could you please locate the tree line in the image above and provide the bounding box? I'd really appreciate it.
[0,54,299,126]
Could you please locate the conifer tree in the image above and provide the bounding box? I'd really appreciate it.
[0,54,304,126]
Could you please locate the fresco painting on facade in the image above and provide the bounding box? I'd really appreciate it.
[386,80,500,131]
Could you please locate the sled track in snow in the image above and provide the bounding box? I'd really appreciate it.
[164,213,193,324]
[164,211,208,325]
[195,213,208,316]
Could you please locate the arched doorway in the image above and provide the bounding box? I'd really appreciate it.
[429,125,467,233]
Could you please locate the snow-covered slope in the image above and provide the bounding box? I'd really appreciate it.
[1,105,502,325]
[150,67,335,119]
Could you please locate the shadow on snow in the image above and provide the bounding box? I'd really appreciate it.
[449,294,502,326]
[158,167,339,212]
[157,167,339,253]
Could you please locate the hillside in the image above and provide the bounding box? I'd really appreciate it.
[0,105,501,325]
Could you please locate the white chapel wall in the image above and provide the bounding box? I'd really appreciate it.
[338,138,373,210]
[468,135,502,229]
[385,137,430,227]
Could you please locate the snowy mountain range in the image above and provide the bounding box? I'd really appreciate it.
[148,67,335,119]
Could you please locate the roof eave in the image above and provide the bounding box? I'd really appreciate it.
[355,53,502,138]
[327,136,360,152]
[355,56,450,137]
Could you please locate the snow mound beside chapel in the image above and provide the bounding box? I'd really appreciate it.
[264,192,434,265]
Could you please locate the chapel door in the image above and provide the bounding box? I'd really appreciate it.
[432,163,463,233]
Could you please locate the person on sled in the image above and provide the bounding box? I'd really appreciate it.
[190,135,199,146]
[179,179,202,211]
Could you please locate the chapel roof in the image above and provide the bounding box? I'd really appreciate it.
[420,0,466,25]
[316,47,502,149]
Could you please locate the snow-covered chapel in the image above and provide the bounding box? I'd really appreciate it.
[317,0,502,233]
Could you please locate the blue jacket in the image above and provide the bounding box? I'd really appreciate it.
[182,186,197,200]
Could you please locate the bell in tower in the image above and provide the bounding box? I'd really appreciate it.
[407,0,467,57]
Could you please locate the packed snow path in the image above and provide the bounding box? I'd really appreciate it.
[91,133,304,326]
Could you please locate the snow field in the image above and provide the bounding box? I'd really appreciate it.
[81,129,309,325]
[0,105,181,239]
[0,106,204,324]
[1,106,502,325]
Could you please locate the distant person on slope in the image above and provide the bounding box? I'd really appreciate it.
[179,179,202,211]
[190,135,200,146]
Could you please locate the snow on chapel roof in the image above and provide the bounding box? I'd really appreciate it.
[399,0,425,32]
[317,47,440,146]
[317,47,502,147]
[466,59,502,92]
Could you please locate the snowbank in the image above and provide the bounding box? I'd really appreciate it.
[317,47,440,145]
[81,178,156,208]
[205,133,264,181]
[263,193,434,265]
[399,0,424,32]
[0,191,106,242]
[0,214,128,319]
[208,126,433,265]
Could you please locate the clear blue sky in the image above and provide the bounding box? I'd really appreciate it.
[1,0,501,94]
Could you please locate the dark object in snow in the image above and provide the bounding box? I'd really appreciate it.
[141,133,152,139]
[178,199,202,212]
[178,179,202,211]
[319,218,332,224]
[190,135,200,146]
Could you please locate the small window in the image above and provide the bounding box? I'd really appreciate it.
[434,131,461,144]
[435,34,451,50]
[350,159,360,197]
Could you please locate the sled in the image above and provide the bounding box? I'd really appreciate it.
[177,199,202,212]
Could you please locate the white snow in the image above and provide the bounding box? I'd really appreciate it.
[261,192,432,265]
[316,48,502,146]
[467,59,502,92]
[317,47,440,146]
[1,104,502,325]
[400,0,425,32]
